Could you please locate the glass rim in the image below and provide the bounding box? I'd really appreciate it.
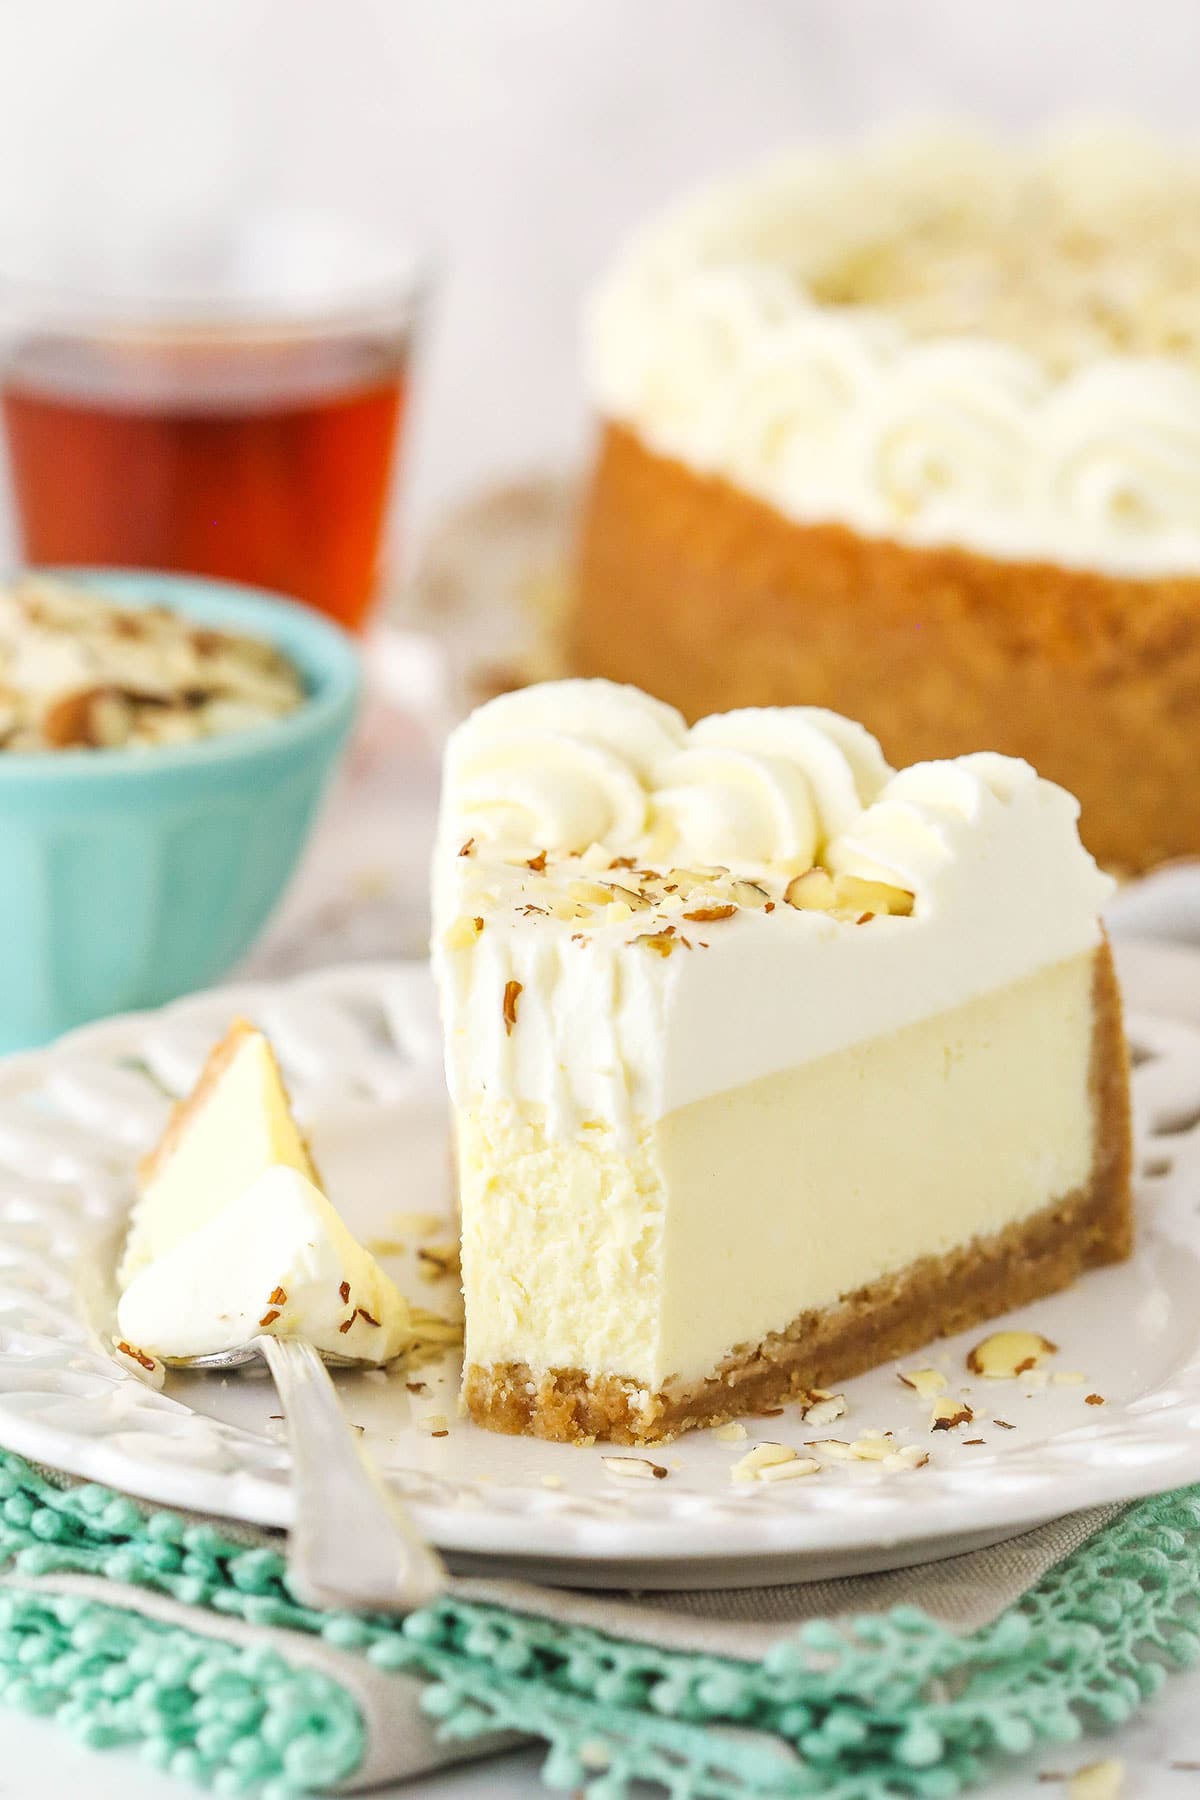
[0,211,436,341]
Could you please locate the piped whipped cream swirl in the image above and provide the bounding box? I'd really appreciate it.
[587,126,1200,575]
[433,681,1113,1138]
[441,680,888,872]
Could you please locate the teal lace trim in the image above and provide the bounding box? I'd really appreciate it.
[0,1452,1195,1797]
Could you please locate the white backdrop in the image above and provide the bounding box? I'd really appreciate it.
[0,0,1196,565]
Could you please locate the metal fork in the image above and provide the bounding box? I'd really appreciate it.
[172,1336,447,1613]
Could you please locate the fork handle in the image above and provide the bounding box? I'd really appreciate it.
[258,1335,447,1613]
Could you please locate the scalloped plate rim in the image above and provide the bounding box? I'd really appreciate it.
[0,944,1196,1586]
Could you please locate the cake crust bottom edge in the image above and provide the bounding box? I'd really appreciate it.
[462,941,1133,1446]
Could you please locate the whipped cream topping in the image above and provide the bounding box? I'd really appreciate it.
[586,126,1200,575]
[432,680,1113,1140]
[117,1166,412,1364]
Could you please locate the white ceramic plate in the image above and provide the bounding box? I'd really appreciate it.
[0,945,1198,1590]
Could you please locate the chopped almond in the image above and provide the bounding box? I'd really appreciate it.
[1067,1760,1124,1800]
[603,1456,668,1481]
[727,879,770,909]
[898,1367,948,1399]
[784,868,836,911]
[568,879,616,907]
[633,931,679,957]
[930,1396,975,1432]
[731,1442,796,1482]
[882,1445,930,1471]
[606,882,652,910]
[43,685,132,749]
[757,1456,822,1483]
[783,865,915,917]
[848,1433,897,1461]
[805,1438,856,1461]
[833,874,915,916]
[443,914,485,950]
[967,1330,1057,1379]
[801,1392,847,1426]
[548,898,590,922]
[417,1243,460,1281]
[667,865,728,887]
[502,979,523,1035]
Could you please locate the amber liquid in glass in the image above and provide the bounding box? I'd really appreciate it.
[1,333,407,630]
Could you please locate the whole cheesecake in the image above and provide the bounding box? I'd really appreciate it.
[573,127,1200,874]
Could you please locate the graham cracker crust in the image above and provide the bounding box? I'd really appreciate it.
[462,940,1133,1445]
[573,423,1200,874]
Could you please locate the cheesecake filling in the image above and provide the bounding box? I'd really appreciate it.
[118,1165,412,1364]
[459,953,1095,1392]
[120,1019,320,1286]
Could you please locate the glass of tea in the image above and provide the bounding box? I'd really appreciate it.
[0,213,427,632]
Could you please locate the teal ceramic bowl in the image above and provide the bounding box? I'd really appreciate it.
[0,570,360,1053]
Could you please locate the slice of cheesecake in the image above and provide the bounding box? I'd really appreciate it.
[432,679,1133,1445]
[117,1020,411,1364]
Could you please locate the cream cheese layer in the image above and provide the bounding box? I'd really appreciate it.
[432,680,1112,1142]
[459,954,1097,1389]
[117,1166,412,1365]
[119,1023,317,1287]
[585,126,1200,576]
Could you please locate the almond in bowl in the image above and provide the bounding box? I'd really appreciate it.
[0,577,305,751]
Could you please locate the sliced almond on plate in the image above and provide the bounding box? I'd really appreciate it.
[929,1396,975,1432]
[898,1367,947,1399]
[602,1456,668,1481]
[731,1442,796,1482]
[967,1330,1057,1379]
